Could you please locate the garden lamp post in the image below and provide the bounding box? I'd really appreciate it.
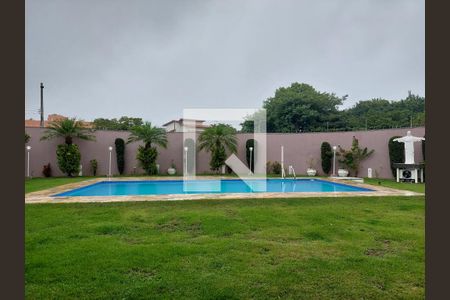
[26,145,31,178]
[249,146,253,174]
[184,146,188,176]
[108,146,113,178]
[332,146,337,176]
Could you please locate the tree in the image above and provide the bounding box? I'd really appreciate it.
[115,138,125,174]
[320,142,333,175]
[198,124,238,172]
[127,122,167,175]
[338,137,374,177]
[255,83,345,133]
[93,116,143,131]
[388,136,405,177]
[240,84,425,133]
[40,118,95,145]
[345,93,425,130]
[40,118,95,176]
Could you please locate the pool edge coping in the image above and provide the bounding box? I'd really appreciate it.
[25,176,423,204]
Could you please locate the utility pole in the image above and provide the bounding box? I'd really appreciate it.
[40,83,44,127]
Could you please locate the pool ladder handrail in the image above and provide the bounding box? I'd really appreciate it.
[289,165,296,180]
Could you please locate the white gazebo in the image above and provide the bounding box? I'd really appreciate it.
[393,131,425,183]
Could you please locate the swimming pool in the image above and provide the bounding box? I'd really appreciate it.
[54,179,373,197]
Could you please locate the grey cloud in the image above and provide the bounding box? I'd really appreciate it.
[26,0,424,125]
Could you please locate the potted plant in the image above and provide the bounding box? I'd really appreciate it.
[338,136,374,177]
[338,168,349,177]
[306,157,317,176]
[167,160,176,175]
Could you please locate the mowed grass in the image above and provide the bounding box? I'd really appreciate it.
[364,178,425,194]
[26,196,424,299]
[25,177,94,194]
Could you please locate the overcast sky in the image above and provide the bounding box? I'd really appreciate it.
[26,0,424,126]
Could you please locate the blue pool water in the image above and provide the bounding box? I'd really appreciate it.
[54,179,373,197]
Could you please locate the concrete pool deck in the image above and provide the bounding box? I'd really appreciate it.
[25,176,423,204]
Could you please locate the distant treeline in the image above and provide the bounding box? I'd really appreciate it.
[92,82,425,133]
[240,82,425,133]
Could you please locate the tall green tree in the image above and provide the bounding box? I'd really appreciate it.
[198,124,238,172]
[241,84,425,133]
[244,83,345,133]
[127,122,167,175]
[115,138,126,175]
[320,142,333,175]
[388,136,405,177]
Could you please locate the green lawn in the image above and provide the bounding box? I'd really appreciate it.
[26,196,424,299]
[25,177,95,194]
[364,178,425,194]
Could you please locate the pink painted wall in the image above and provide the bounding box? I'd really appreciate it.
[25,127,425,178]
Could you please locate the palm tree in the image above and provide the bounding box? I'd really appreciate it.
[127,122,168,149]
[198,124,238,171]
[127,122,168,175]
[40,118,94,177]
[40,118,95,145]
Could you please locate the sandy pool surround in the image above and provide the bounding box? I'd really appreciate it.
[25,176,423,204]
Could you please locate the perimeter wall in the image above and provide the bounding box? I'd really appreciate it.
[25,127,425,179]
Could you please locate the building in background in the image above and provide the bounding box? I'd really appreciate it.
[163,119,209,133]
[25,114,93,128]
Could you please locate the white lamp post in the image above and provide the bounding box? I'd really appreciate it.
[26,146,31,178]
[184,146,188,176]
[332,146,337,176]
[249,146,253,175]
[108,146,113,178]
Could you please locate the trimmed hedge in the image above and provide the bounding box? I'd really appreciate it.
[388,136,405,177]
[321,142,333,175]
[115,138,125,174]
[137,146,158,175]
[56,144,81,177]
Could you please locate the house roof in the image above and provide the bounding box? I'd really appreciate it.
[162,118,206,126]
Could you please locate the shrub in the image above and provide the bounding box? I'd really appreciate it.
[272,161,282,175]
[210,146,226,172]
[137,146,158,175]
[338,136,374,177]
[266,161,273,174]
[25,132,30,143]
[245,139,255,172]
[56,144,81,176]
[42,163,52,177]
[115,138,125,174]
[388,136,405,177]
[321,142,332,174]
[90,159,98,176]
